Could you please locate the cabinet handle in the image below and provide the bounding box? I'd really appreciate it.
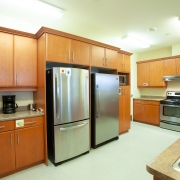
[24,121,36,125]
[68,52,70,62]
[103,58,105,66]
[0,126,5,129]
[72,52,74,62]
[10,134,12,147]
[17,133,20,145]
[105,58,107,66]
[121,63,123,70]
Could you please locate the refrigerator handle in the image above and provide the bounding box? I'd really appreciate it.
[96,85,100,118]
[55,73,60,119]
[60,122,88,131]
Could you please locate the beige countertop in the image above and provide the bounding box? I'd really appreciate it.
[147,138,180,180]
[0,110,44,121]
[133,96,165,101]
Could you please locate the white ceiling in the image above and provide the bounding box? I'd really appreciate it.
[0,0,180,53]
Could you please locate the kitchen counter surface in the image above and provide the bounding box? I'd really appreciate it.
[147,138,180,180]
[133,96,165,101]
[0,110,44,121]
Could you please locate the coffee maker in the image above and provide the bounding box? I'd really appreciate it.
[2,95,18,114]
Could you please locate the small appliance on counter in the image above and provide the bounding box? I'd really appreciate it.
[2,95,18,114]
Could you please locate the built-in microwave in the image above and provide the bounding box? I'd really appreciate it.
[119,75,127,86]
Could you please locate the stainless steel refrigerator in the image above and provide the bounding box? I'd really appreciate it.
[91,73,119,148]
[46,67,90,165]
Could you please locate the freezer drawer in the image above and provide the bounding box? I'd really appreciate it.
[54,119,90,163]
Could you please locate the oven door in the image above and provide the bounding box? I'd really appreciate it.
[160,104,180,132]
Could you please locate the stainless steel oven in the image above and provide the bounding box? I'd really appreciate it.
[160,91,180,132]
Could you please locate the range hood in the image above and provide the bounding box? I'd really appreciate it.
[163,76,180,81]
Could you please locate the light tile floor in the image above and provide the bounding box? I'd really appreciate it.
[2,121,179,180]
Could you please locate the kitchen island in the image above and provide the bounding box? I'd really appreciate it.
[147,138,180,180]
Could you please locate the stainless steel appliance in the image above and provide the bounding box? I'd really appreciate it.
[119,75,127,85]
[46,67,90,165]
[163,76,180,81]
[2,95,18,114]
[160,91,180,132]
[91,73,119,148]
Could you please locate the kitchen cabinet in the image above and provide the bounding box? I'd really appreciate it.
[163,58,180,76]
[46,33,90,65]
[14,35,37,87]
[118,53,130,72]
[0,121,15,175]
[137,60,166,87]
[0,33,37,88]
[0,117,44,177]
[0,32,14,87]
[91,45,118,69]
[119,86,130,134]
[133,100,160,126]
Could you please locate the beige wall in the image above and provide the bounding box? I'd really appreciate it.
[0,92,33,108]
[172,44,180,56]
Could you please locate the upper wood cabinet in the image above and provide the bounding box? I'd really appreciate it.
[163,58,180,76]
[14,35,37,87]
[137,60,166,87]
[0,32,14,87]
[46,34,90,65]
[91,45,118,69]
[0,33,37,88]
[137,62,149,86]
[118,53,130,72]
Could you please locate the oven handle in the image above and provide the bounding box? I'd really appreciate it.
[160,104,180,108]
[160,120,180,126]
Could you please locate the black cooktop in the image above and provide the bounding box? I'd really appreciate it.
[160,91,180,105]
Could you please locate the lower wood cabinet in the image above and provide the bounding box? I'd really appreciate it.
[119,86,130,134]
[133,100,160,126]
[0,116,44,177]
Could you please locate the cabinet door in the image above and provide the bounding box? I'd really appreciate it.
[15,125,44,169]
[71,40,90,65]
[14,35,37,86]
[137,62,149,86]
[133,102,144,122]
[176,58,180,75]
[144,105,159,125]
[105,48,118,69]
[149,60,165,86]
[0,32,14,87]
[118,53,123,72]
[46,34,71,63]
[91,45,105,67]
[0,131,15,175]
[123,54,130,72]
[163,58,176,76]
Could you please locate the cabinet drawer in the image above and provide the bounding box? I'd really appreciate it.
[142,100,160,105]
[15,116,43,129]
[0,120,14,133]
[133,100,142,104]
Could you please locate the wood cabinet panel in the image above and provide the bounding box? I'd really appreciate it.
[0,121,14,133]
[163,58,176,76]
[0,32,14,87]
[119,86,130,134]
[46,34,70,63]
[133,102,144,122]
[176,58,180,75]
[15,125,44,169]
[71,40,90,65]
[0,131,15,175]
[118,53,123,72]
[137,62,149,86]
[105,48,118,69]
[14,35,37,87]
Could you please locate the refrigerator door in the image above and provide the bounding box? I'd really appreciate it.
[53,68,89,125]
[92,73,119,146]
[54,119,90,163]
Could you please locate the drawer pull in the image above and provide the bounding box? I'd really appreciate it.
[24,121,36,125]
[0,126,5,129]
[17,133,20,145]
[10,134,12,147]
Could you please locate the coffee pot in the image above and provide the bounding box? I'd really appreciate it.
[2,95,18,114]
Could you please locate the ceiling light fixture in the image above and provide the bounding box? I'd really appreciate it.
[121,35,150,48]
[0,0,64,19]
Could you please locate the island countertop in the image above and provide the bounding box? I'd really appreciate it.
[0,110,44,121]
[146,138,180,180]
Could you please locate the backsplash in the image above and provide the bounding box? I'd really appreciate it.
[139,81,180,97]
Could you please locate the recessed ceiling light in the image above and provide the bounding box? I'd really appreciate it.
[148,28,157,32]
